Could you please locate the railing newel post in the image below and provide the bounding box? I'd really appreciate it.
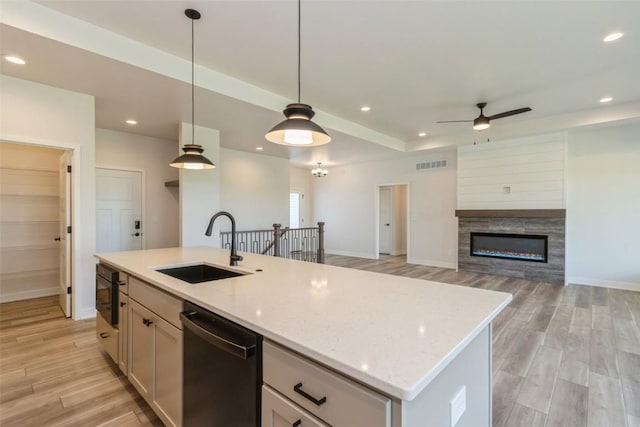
[317,222,325,264]
[273,224,281,257]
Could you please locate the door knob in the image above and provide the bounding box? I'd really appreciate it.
[131,232,140,237]
[385,223,390,226]
[54,237,61,241]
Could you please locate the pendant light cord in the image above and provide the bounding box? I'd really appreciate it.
[297,0,301,104]
[191,15,195,145]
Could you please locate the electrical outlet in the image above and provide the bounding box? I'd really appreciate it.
[449,386,466,427]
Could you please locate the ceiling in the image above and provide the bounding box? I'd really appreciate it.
[1,1,639,167]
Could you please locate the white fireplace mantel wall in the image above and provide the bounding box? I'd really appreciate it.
[457,133,567,210]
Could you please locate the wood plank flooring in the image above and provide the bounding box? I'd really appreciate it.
[324,254,640,427]
[0,296,161,426]
[1,256,639,426]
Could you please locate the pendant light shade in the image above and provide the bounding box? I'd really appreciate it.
[266,103,331,146]
[170,144,215,169]
[170,9,215,170]
[265,0,330,146]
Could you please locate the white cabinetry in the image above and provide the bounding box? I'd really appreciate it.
[263,340,391,427]
[128,277,183,427]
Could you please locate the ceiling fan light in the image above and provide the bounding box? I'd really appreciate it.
[473,116,490,130]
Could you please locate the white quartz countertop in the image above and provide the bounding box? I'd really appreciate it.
[95,247,511,401]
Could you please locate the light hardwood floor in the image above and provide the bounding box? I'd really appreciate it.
[0,296,161,426]
[1,256,639,426]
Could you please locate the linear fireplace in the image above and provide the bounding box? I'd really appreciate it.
[470,232,548,263]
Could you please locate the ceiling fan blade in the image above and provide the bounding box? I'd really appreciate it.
[436,120,473,123]
[488,107,532,120]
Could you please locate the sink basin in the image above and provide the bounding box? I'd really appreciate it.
[156,264,245,284]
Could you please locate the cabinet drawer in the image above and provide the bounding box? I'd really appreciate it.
[129,276,182,329]
[262,385,329,427]
[96,312,118,364]
[263,340,391,427]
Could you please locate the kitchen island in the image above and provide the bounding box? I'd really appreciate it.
[96,246,511,427]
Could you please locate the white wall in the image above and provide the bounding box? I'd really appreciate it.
[458,133,567,209]
[95,129,179,249]
[220,148,289,231]
[290,167,314,228]
[179,123,221,247]
[566,123,640,290]
[314,151,457,267]
[0,75,96,319]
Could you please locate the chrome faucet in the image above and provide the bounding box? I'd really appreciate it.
[205,211,243,266]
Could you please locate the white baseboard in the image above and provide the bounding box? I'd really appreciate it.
[326,249,378,259]
[0,287,58,303]
[74,307,97,321]
[567,277,640,292]
[407,258,457,269]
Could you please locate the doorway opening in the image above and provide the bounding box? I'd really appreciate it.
[376,184,409,257]
[0,142,73,317]
[96,168,144,252]
[289,190,303,228]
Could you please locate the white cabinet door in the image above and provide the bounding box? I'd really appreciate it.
[153,316,182,427]
[128,299,154,400]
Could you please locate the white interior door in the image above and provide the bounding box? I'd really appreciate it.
[96,169,143,253]
[379,187,392,255]
[58,152,71,317]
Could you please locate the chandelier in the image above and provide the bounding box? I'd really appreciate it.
[311,162,328,178]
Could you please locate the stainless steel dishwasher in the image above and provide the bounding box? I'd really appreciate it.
[181,301,262,427]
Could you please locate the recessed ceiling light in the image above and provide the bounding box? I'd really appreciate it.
[599,96,613,103]
[603,32,623,42]
[418,132,427,137]
[4,55,26,65]
[256,146,263,151]
[125,119,137,125]
[360,106,371,112]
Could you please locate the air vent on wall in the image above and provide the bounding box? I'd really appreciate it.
[416,159,448,171]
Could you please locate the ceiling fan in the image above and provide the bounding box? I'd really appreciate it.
[437,102,532,130]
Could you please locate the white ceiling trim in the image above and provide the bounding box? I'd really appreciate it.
[0,0,405,152]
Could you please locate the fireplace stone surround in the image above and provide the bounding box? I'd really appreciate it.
[456,210,566,285]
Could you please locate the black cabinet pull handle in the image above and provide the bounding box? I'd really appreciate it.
[99,332,109,339]
[293,382,326,406]
[142,318,153,327]
[120,302,126,307]
[292,420,301,427]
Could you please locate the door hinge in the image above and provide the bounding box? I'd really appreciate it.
[66,286,71,294]
[67,165,72,173]
[67,225,72,234]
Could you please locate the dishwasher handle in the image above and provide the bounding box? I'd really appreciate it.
[180,311,256,360]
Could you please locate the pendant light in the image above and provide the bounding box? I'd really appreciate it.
[265,0,330,146]
[170,9,215,170]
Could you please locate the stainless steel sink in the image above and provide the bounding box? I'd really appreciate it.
[156,264,246,284]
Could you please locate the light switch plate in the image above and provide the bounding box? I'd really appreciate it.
[450,385,466,427]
